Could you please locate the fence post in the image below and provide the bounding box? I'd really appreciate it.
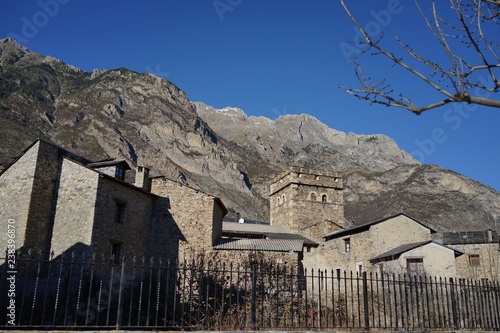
[115,256,126,330]
[362,271,370,330]
[251,261,257,330]
[449,277,458,329]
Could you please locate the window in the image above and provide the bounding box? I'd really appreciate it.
[357,264,363,276]
[322,194,327,202]
[115,167,125,180]
[407,258,424,275]
[469,254,480,266]
[310,192,317,201]
[336,268,341,280]
[114,200,126,224]
[109,240,122,264]
[344,238,351,252]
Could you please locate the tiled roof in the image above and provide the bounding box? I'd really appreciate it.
[222,221,318,246]
[443,231,499,245]
[214,238,304,252]
[369,240,463,263]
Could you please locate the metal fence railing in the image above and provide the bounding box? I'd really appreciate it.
[1,252,499,330]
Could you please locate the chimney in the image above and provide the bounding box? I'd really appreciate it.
[487,229,493,242]
[135,166,150,191]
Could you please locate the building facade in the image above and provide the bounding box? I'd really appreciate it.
[1,140,498,280]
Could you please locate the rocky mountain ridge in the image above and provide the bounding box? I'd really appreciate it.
[0,37,498,231]
[193,102,418,172]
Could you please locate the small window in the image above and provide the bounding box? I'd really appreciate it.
[469,254,480,266]
[407,258,424,275]
[336,268,341,280]
[322,194,327,202]
[344,238,351,252]
[310,192,317,201]
[277,198,280,205]
[114,200,126,224]
[110,240,122,264]
[115,167,125,180]
[282,194,286,202]
[357,264,363,276]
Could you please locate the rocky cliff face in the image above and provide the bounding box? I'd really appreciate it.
[193,102,418,172]
[0,37,271,219]
[1,37,498,231]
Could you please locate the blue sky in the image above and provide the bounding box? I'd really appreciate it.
[1,0,499,191]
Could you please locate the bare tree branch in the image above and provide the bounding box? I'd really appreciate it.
[339,0,500,114]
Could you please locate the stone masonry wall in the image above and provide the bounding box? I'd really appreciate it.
[369,215,431,252]
[453,243,500,279]
[309,216,432,273]
[270,167,344,243]
[382,242,458,277]
[210,249,301,268]
[91,176,154,260]
[0,142,39,254]
[0,140,63,258]
[24,140,62,257]
[50,158,99,258]
[150,177,222,260]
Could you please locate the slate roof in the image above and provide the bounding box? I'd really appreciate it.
[222,220,319,246]
[88,159,131,170]
[214,238,304,252]
[442,230,499,245]
[324,213,436,241]
[369,240,463,263]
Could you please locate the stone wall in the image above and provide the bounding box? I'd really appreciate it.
[369,215,431,252]
[91,175,154,260]
[309,215,432,273]
[211,249,301,268]
[270,167,344,243]
[381,242,458,277]
[0,141,39,254]
[150,177,224,259]
[50,157,99,257]
[0,140,65,258]
[453,242,500,279]
[24,141,61,256]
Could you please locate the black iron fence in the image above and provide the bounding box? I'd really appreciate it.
[0,252,499,330]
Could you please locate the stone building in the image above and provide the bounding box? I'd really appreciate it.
[1,140,497,279]
[309,214,464,277]
[0,140,160,260]
[443,230,500,280]
[0,140,313,267]
[270,166,347,244]
[149,176,227,260]
[0,139,227,262]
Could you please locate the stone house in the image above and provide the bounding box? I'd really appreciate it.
[309,214,464,277]
[368,240,463,277]
[0,139,227,263]
[443,230,500,280]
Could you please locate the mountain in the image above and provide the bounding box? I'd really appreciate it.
[193,102,417,171]
[1,37,499,231]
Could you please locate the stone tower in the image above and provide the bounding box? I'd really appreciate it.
[270,166,345,243]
